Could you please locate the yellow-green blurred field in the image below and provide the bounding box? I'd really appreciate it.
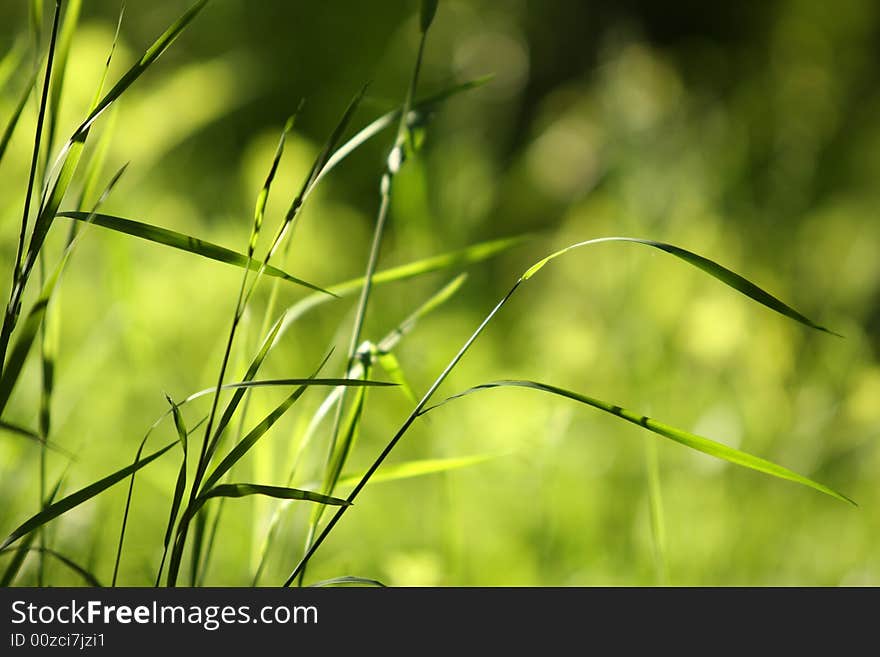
[1,0,878,586]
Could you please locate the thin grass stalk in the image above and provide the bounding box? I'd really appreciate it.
[0,0,61,378]
[297,9,433,587]
[282,283,519,586]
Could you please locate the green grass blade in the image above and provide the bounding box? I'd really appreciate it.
[309,575,385,587]
[0,38,27,91]
[281,233,838,584]
[77,0,209,138]
[0,67,38,167]
[194,484,350,512]
[278,235,528,335]
[422,380,855,505]
[200,385,311,494]
[23,0,192,291]
[0,441,177,551]
[521,237,836,334]
[335,453,500,488]
[0,546,102,587]
[316,76,493,192]
[0,419,72,457]
[56,211,334,296]
[44,0,81,166]
[376,351,418,406]
[1,475,63,586]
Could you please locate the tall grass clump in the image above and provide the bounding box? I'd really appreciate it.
[0,0,853,588]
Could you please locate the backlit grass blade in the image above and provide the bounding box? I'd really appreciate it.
[0,441,177,551]
[20,5,122,286]
[56,211,335,296]
[0,67,38,166]
[112,415,206,587]
[250,111,298,258]
[0,419,72,457]
[282,235,839,585]
[335,453,500,488]
[278,235,527,341]
[7,0,60,308]
[376,351,418,406]
[202,318,283,467]
[315,76,493,193]
[309,575,385,587]
[194,484,350,513]
[521,237,837,334]
[1,475,63,586]
[44,0,82,168]
[421,380,855,505]
[0,546,102,587]
[74,0,209,140]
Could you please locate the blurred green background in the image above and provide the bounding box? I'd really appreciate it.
[1,0,878,586]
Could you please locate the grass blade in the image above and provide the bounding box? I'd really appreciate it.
[56,211,335,296]
[421,380,855,505]
[521,237,837,334]
[44,0,82,168]
[282,234,838,584]
[0,546,102,587]
[1,475,63,586]
[0,67,38,167]
[315,75,493,193]
[199,385,310,494]
[334,453,501,489]
[0,419,72,457]
[0,441,177,551]
[76,0,209,139]
[194,484,350,512]
[277,235,528,334]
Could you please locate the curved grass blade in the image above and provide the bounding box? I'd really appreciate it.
[315,75,493,193]
[193,484,350,513]
[0,546,102,587]
[521,237,837,335]
[282,235,839,585]
[63,0,208,148]
[1,475,63,586]
[309,575,385,587]
[56,211,334,296]
[1,440,176,551]
[421,380,855,505]
[44,0,82,168]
